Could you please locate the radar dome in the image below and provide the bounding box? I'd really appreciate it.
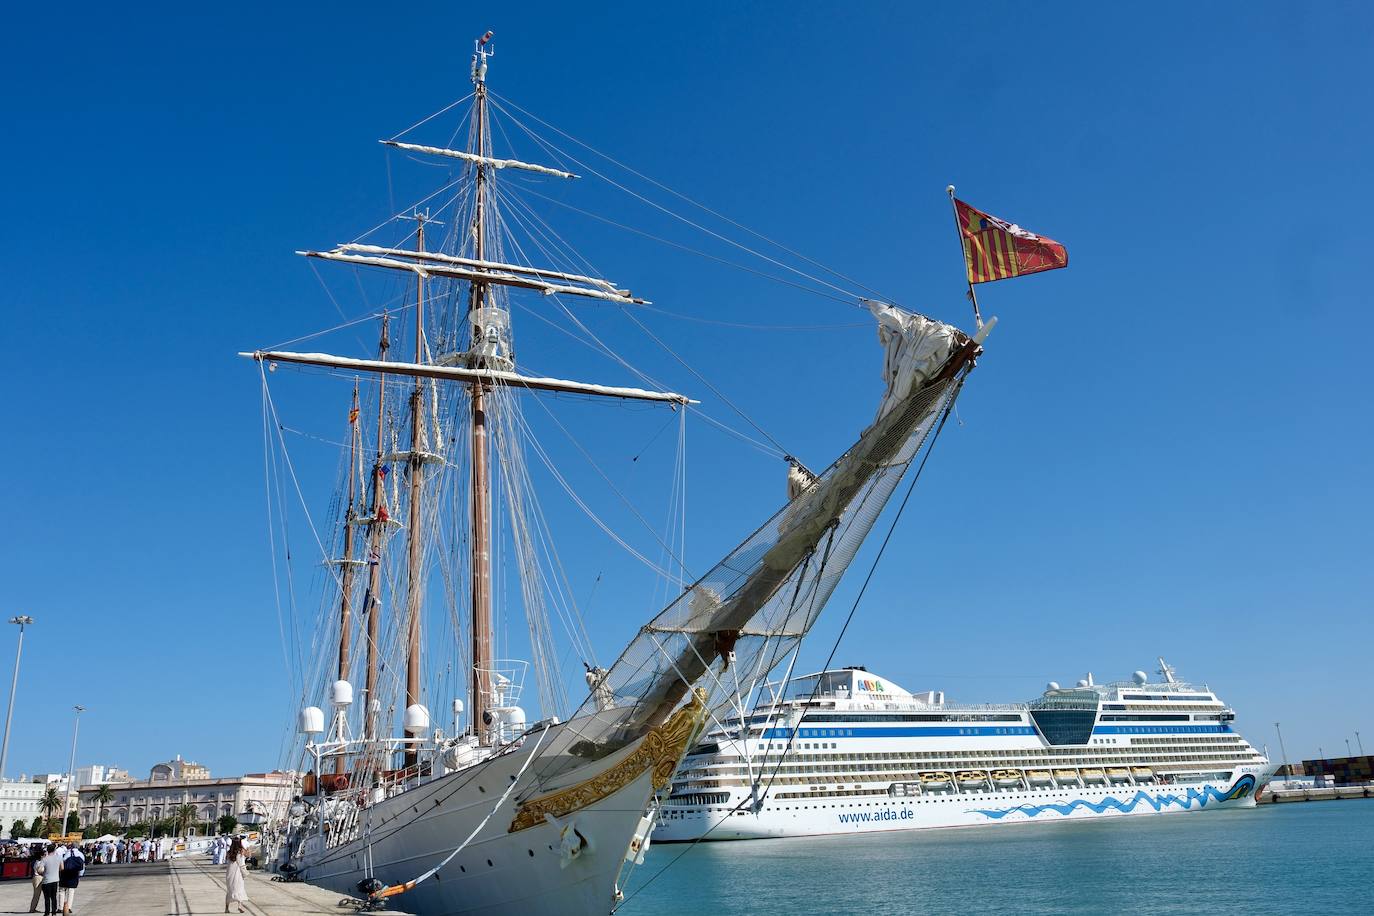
[297,706,325,735]
[1076,678,1090,688]
[331,680,354,707]
[1132,670,1148,685]
[404,703,431,734]
[1047,681,1060,691]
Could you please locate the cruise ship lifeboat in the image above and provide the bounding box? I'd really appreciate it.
[1027,769,1054,786]
[1131,766,1154,782]
[957,770,990,790]
[1053,768,1081,786]
[992,769,1023,788]
[1081,768,1107,784]
[919,771,953,789]
[1107,767,1132,783]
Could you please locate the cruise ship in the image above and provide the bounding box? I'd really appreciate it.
[653,659,1277,841]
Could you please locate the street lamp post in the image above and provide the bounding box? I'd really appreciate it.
[1274,722,1292,785]
[63,706,84,836]
[0,616,34,782]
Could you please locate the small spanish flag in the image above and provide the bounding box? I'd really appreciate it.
[955,198,1067,285]
[348,407,360,424]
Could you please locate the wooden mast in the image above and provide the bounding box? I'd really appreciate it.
[403,214,428,769]
[469,33,494,744]
[360,314,390,743]
[334,380,360,775]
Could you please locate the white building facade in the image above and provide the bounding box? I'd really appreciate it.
[0,777,76,838]
[78,770,293,832]
[74,764,130,787]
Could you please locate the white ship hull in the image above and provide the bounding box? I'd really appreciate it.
[656,764,1276,841]
[654,665,1277,845]
[292,724,662,916]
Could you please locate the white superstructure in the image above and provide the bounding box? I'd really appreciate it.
[655,659,1277,841]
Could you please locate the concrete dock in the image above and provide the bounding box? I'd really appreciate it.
[1260,784,1374,804]
[0,857,415,915]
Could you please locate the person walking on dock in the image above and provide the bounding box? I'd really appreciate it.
[36,845,62,916]
[27,843,44,913]
[224,836,248,914]
[57,845,83,915]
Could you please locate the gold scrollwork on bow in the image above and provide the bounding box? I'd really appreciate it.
[508,688,708,833]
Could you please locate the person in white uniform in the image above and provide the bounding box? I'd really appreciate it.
[224,836,249,913]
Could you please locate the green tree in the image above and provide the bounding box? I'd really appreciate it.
[92,784,115,824]
[39,786,62,835]
[174,803,197,836]
[64,812,79,833]
[9,818,24,838]
[125,822,148,838]
[28,815,45,837]
[217,813,238,835]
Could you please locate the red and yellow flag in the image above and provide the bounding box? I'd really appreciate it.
[955,198,1067,285]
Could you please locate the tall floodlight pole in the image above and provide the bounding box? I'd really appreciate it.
[1346,738,1353,757]
[63,705,84,835]
[1358,731,1365,756]
[0,616,34,782]
[1274,722,1292,784]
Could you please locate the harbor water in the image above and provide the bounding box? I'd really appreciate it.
[621,800,1373,915]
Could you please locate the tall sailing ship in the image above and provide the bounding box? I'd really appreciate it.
[244,33,991,915]
[654,658,1278,842]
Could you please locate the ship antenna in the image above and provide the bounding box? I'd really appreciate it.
[472,30,493,85]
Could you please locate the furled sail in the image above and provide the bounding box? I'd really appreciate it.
[529,302,978,779]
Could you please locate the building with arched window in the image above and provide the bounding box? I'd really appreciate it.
[76,758,292,835]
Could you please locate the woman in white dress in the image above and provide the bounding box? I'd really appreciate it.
[224,837,248,914]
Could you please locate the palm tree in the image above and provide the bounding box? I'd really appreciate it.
[93,784,115,824]
[175,803,197,836]
[39,786,62,836]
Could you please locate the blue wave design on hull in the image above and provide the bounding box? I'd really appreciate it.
[972,775,1255,820]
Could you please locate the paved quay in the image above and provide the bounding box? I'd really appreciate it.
[0,858,415,915]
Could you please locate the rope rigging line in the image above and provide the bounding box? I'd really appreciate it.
[491,97,865,304]
[387,92,476,143]
[263,298,413,353]
[503,180,860,307]
[261,370,300,693]
[366,710,555,904]
[523,391,694,584]
[620,306,793,461]
[612,372,967,911]
[490,92,892,306]
[509,401,683,583]
[640,304,870,332]
[747,375,965,806]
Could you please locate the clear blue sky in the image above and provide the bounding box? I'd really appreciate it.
[2,1,1370,781]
